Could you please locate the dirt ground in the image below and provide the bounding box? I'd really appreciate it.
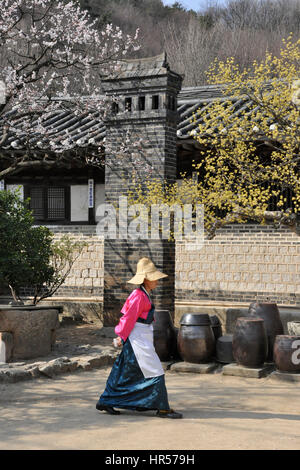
[55,321,114,348]
[1,323,300,450]
[1,367,300,450]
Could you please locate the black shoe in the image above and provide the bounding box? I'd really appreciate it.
[96,403,120,415]
[156,409,183,419]
[135,407,149,412]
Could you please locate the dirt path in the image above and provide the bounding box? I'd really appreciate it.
[1,367,300,450]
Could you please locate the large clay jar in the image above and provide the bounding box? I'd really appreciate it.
[216,334,235,364]
[172,327,181,360]
[248,302,283,361]
[232,317,268,368]
[177,313,215,364]
[210,315,223,341]
[153,310,177,361]
[273,335,300,373]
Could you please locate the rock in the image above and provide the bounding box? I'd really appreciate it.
[66,359,78,373]
[28,366,42,378]
[24,361,47,369]
[38,366,56,378]
[38,357,77,378]
[77,360,93,371]
[0,368,32,383]
[25,362,47,378]
[0,332,14,362]
[8,362,26,367]
[0,346,117,382]
[87,354,117,368]
[0,307,60,360]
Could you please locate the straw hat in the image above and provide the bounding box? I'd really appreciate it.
[127,257,168,284]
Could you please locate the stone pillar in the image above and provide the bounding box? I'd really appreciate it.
[102,53,183,325]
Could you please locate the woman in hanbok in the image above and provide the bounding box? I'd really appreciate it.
[96,257,182,419]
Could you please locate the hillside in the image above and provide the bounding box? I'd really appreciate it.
[79,0,300,86]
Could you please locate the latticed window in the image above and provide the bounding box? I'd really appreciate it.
[24,185,70,222]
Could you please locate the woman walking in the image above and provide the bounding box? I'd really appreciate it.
[96,257,182,419]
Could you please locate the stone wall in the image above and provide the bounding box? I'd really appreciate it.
[176,224,300,306]
[52,229,104,298]
[18,226,104,299]
[26,222,300,308]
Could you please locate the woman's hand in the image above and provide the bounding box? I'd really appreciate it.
[113,336,123,348]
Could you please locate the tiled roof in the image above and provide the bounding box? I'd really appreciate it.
[0,85,251,151]
[177,85,254,139]
[178,84,225,103]
[0,106,106,152]
[105,52,170,79]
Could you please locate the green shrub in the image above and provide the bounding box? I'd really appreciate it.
[0,187,87,304]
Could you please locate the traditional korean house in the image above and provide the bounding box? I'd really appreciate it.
[0,54,299,329]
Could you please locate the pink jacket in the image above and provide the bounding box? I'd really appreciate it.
[115,288,152,341]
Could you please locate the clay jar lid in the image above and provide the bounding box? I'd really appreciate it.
[180,313,211,326]
[217,334,233,343]
[154,310,173,325]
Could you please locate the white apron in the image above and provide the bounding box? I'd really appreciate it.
[128,322,164,379]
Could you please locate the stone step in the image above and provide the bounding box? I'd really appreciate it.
[169,361,218,374]
[269,370,300,383]
[222,362,275,378]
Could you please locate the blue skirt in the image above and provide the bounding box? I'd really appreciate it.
[97,328,170,411]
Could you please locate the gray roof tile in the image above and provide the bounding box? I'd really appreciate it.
[0,84,266,151]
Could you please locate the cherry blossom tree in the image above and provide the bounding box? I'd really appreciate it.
[0,0,140,177]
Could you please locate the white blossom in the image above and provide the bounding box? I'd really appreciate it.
[0,0,140,157]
